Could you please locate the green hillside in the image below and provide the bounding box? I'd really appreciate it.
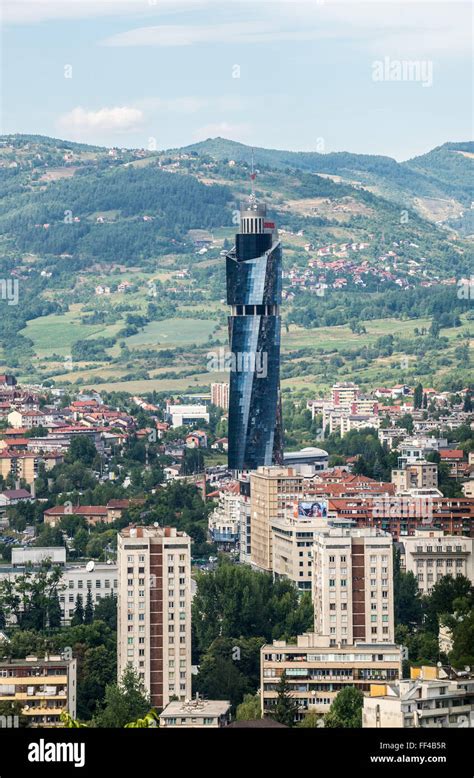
[0,134,472,396]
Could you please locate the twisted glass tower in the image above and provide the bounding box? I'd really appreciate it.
[226,195,283,471]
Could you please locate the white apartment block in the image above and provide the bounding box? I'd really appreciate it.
[261,633,402,720]
[210,382,229,410]
[271,512,325,592]
[208,489,241,549]
[402,529,473,595]
[117,526,192,709]
[313,528,394,646]
[0,556,117,625]
[363,666,474,728]
[61,563,117,622]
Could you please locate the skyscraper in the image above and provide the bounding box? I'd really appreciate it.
[226,191,283,471]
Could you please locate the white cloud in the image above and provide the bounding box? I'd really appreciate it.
[58,106,144,134]
[102,21,336,47]
[100,3,471,58]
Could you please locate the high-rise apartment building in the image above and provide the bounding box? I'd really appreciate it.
[313,528,395,645]
[117,526,192,709]
[210,382,229,410]
[250,466,314,572]
[226,194,283,470]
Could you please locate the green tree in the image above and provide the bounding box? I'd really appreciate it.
[93,665,150,728]
[414,383,424,409]
[270,671,298,727]
[84,589,94,625]
[324,686,363,728]
[93,593,117,630]
[296,711,324,728]
[423,575,473,635]
[71,594,84,626]
[66,435,97,467]
[236,693,261,721]
[48,590,62,629]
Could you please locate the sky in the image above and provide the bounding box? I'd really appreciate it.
[1,0,472,160]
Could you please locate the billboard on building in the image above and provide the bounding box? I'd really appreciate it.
[297,500,327,518]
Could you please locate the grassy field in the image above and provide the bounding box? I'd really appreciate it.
[282,317,435,352]
[20,311,121,357]
[125,318,218,348]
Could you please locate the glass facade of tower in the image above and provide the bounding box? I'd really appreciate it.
[226,202,283,471]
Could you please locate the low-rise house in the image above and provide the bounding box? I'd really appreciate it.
[0,488,33,507]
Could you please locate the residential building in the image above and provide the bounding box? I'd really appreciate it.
[327,496,474,539]
[331,382,360,408]
[313,528,395,645]
[250,466,315,572]
[0,655,76,726]
[117,526,192,709]
[392,461,438,493]
[210,382,229,410]
[261,633,402,721]
[159,697,231,728]
[208,485,241,550]
[397,437,447,466]
[271,509,331,591]
[43,500,136,528]
[0,488,33,508]
[439,449,466,479]
[363,665,474,728]
[0,451,63,485]
[401,529,473,594]
[226,197,283,470]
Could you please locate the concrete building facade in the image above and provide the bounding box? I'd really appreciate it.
[261,633,402,720]
[0,655,76,726]
[117,526,192,709]
[313,528,395,645]
[402,529,473,594]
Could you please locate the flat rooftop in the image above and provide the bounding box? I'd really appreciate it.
[160,699,231,717]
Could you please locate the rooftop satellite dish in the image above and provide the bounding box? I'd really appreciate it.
[465,666,471,673]
[437,661,443,667]
[86,560,95,572]
[154,522,159,528]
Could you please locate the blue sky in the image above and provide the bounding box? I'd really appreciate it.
[2,0,472,160]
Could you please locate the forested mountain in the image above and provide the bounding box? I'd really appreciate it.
[181,138,474,208]
[0,134,472,393]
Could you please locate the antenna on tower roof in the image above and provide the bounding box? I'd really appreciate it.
[249,148,257,208]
